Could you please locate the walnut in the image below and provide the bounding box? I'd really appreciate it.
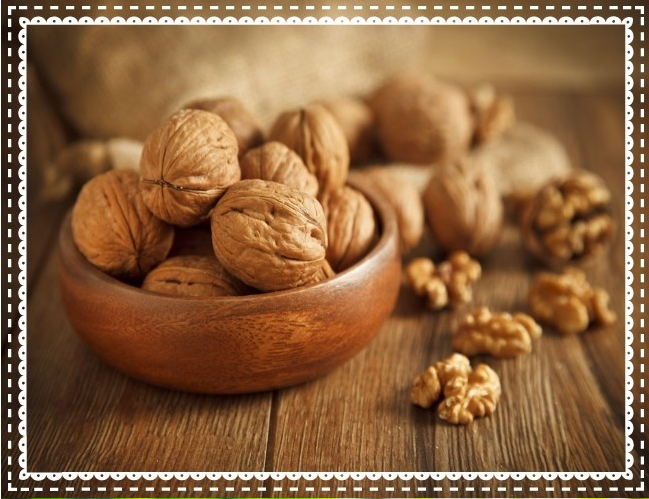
[468,83,516,144]
[352,166,424,254]
[368,74,474,164]
[519,170,615,266]
[139,109,240,227]
[320,185,377,272]
[239,141,318,198]
[71,169,174,281]
[210,179,334,292]
[423,160,503,257]
[142,255,249,297]
[411,353,501,425]
[184,96,264,158]
[405,251,481,310]
[528,268,616,335]
[321,96,377,165]
[452,307,542,357]
[268,104,350,196]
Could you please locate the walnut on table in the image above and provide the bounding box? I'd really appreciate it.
[528,267,616,335]
[411,353,501,425]
[405,251,481,310]
[452,306,542,357]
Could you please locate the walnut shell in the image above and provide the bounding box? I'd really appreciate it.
[268,104,350,196]
[321,96,377,165]
[368,74,474,164]
[210,179,333,292]
[320,185,377,272]
[142,255,249,297]
[185,96,264,158]
[354,166,424,254]
[239,141,318,197]
[423,160,503,257]
[71,169,174,281]
[139,109,241,227]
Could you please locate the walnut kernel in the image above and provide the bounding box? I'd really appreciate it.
[452,307,542,357]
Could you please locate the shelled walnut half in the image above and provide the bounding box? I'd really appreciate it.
[528,268,616,335]
[519,170,615,266]
[452,307,542,357]
[411,353,501,425]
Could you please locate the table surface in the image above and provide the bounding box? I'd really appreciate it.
[3,88,645,498]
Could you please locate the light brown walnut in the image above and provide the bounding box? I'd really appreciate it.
[368,74,474,164]
[320,185,377,272]
[185,96,264,158]
[411,353,501,425]
[528,268,616,335]
[142,255,250,297]
[405,251,481,310]
[268,104,350,196]
[452,307,542,357]
[239,141,318,198]
[140,109,240,227]
[423,159,504,257]
[321,96,377,165]
[468,83,516,144]
[210,179,333,292]
[71,169,174,281]
[520,170,614,266]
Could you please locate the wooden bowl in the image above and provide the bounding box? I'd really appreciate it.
[57,177,401,394]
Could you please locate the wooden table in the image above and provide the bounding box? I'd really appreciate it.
[3,88,645,498]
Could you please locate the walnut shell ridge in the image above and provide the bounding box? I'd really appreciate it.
[71,169,174,281]
[210,179,333,292]
[140,108,241,227]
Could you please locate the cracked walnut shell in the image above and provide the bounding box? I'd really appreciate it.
[268,104,350,196]
[369,74,474,164]
[320,185,377,272]
[519,170,614,266]
[453,307,542,357]
[140,109,241,227]
[142,255,249,297]
[528,268,616,335]
[71,169,174,281]
[411,353,501,425]
[210,179,334,292]
[239,141,319,198]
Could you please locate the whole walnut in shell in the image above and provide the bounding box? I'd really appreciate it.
[142,255,249,297]
[268,104,350,196]
[185,96,264,158]
[423,160,503,257]
[369,74,474,164]
[320,185,377,272]
[140,109,240,227]
[71,169,174,281]
[239,141,318,198]
[321,96,377,165]
[468,83,516,144]
[211,179,334,292]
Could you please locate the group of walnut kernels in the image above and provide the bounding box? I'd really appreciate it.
[69,73,617,422]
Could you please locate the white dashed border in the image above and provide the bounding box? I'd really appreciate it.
[4,3,646,496]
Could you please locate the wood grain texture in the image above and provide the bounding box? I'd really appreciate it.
[4,90,642,498]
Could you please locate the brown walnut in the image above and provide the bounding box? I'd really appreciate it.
[185,96,264,158]
[468,83,516,144]
[320,185,377,272]
[139,108,240,227]
[321,96,377,165]
[210,179,334,292]
[142,255,249,297]
[71,169,174,281]
[268,104,350,196]
[423,160,503,257]
[519,170,615,266]
[368,74,474,164]
[239,141,319,198]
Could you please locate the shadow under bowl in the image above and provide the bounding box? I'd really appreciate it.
[57,176,402,394]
